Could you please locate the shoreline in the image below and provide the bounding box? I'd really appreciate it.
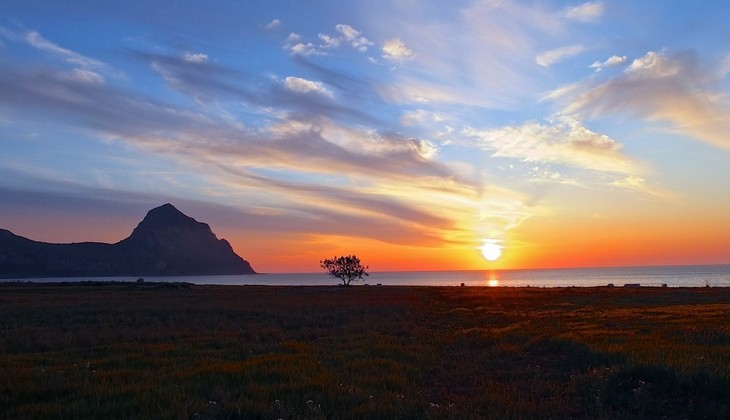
[2,279,729,289]
[3,264,729,287]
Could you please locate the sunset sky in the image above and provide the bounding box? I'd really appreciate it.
[2,1,729,273]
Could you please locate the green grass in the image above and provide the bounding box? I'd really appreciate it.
[0,283,728,418]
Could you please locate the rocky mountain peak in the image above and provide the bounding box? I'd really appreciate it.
[0,204,256,277]
[135,203,203,230]
[125,203,216,245]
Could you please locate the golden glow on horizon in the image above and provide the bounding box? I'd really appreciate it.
[218,194,730,273]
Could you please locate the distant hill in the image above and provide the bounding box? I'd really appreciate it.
[0,203,256,278]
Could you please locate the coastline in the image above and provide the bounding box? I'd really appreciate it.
[3,263,730,287]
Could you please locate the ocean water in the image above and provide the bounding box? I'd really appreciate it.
[10,265,730,287]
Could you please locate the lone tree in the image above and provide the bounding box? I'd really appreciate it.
[320,255,369,286]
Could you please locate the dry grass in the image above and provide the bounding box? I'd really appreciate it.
[0,282,728,418]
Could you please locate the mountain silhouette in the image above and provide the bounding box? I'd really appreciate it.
[0,204,256,278]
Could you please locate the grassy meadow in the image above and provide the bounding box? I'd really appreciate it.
[0,282,728,418]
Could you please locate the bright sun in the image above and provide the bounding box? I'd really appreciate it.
[480,241,502,262]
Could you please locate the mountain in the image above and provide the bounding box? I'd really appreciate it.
[0,204,256,278]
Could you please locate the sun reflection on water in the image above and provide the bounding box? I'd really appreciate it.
[485,271,500,287]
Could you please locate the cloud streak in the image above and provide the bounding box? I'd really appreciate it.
[284,76,334,98]
[23,30,107,71]
[536,44,586,67]
[553,50,730,151]
[464,116,642,175]
[562,1,604,22]
[589,55,627,72]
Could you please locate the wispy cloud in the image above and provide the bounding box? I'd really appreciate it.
[536,44,586,67]
[610,175,671,198]
[285,32,325,56]
[285,24,374,56]
[563,1,605,22]
[400,109,447,127]
[318,33,340,49]
[589,55,627,72]
[378,80,504,108]
[182,52,208,64]
[356,0,594,110]
[283,76,333,98]
[23,30,107,70]
[1,26,111,83]
[464,116,642,175]
[529,167,583,187]
[66,68,106,85]
[139,51,250,104]
[335,24,373,52]
[0,64,203,136]
[553,50,730,151]
[134,50,379,124]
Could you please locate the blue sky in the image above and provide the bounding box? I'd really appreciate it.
[2,1,729,271]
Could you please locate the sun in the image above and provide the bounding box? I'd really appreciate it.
[480,241,502,262]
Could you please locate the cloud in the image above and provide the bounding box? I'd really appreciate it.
[471,186,538,240]
[23,30,107,70]
[284,33,330,56]
[135,50,382,126]
[286,32,301,43]
[243,120,449,179]
[0,27,114,83]
[318,33,340,48]
[610,175,671,198]
[536,44,586,67]
[0,53,459,186]
[290,56,375,101]
[400,109,447,127]
[553,50,730,151]
[335,24,373,51]
[589,55,627,72]
[464,116,642,174]
[378,80,505,108]
[284,24,374,56]
[284,32,326,56]
[563,1,604,22]
[265,19,281,30]
[529,167,582,187]
[382,38,414,61]
[626,51,681,78]
[290,42,323,56]
[187,166,451,245]
[0,64,210,140]
[182,52,208,63]
[360,1,589,109]
[65,68,106,84]
[283,76,333,98]
[139,51,251,103]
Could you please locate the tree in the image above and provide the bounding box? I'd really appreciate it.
[320,255,369,286]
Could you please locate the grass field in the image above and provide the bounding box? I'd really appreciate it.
[1,282,728,418]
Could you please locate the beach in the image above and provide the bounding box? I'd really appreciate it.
[1,283,728,418]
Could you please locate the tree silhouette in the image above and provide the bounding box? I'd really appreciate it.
[320,255,369,286]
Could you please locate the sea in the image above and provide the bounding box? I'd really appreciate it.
[7,264,730,288]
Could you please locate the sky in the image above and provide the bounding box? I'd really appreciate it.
[1,0,729,273]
